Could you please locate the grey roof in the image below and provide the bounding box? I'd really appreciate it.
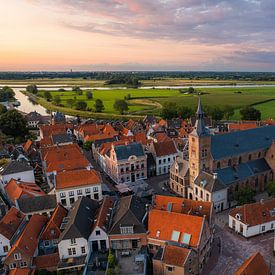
[59,197,99,241]
[0,161,33,176]
[17,195,57,214]
[52,134,73,145]
[114,142,145,161]
[211,125,275,160]
[216,158,271,186]
[53,112,66,123]
[171,157,189,177]
[191,98,210,137]
[109,195,147,235]
[194,171,226,193]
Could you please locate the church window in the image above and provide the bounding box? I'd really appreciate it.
[217,162,221,169]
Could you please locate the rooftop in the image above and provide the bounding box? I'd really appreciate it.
[153,140,177,157]
[114,142,145,161]
[0,161,33,176]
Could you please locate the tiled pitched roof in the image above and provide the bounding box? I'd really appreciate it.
[235,252,269,275]
[134,132,147,145]
[162,245,190,267]
[56,169,102,190]
[229,199,275,226]
[33,253,59,270]
[153,140,177,157]
[5,179,45,204]
[40,124,67,138]
[40,205,68,240]
[99,140,126,156]
[5,214,47,259]
[228,121,258,132]
[0,207,25,240]
[153,195,213,222]
[23,140,33,153]
[9,268,33,275]
[148,209,204,248]
[154,132,171,143]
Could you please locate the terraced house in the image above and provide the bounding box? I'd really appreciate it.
[177,98,275,212]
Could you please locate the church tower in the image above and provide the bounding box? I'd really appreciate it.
[189,98,211,187]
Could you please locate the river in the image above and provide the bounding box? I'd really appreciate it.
[3,84,275,116]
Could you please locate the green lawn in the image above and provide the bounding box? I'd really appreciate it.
[38,86,275,118]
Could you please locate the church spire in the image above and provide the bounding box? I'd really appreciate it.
[192,97,209,137]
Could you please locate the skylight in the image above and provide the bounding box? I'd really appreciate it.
[182,233,191,245]
[171,230,180,242]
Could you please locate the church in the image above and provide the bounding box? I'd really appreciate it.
[171,98,275,212]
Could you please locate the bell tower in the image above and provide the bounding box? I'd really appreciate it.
[189,98,211,187]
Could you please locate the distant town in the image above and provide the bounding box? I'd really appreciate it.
[0,83,274,274]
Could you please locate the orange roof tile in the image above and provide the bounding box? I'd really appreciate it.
[229,199,275,226]
[5,215,47,260]
[235,252,269,275]
[228,121,258,132]
[162,245,190,267]
[154,133,171,143]
[134,132,147,145]
[5,179,45,204]
[148,209,204,248]
[56,169,102,190]
[9,268,33,275]
[0,207,25,240]
[23,139,33,152]
[40,124,67,137]
[40,205,67,240]
[153,140,177,157]
[33,253,59,270]
[158,119,167,127]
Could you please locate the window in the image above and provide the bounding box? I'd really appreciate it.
[61,199,67,206]
[141,172,144,177]
[71,238,76,245]
[168,157,170,162]
[156,230,160,238]
[94,193,99,200]
[126,167,129,172]
[68,248,76,255]
[77,189,82,195]
[195,187,198,195]
[9,263,16,269]
[238,156,242,164]
[166,266,173,272]
[136,173,140,178]
[96,230,101,236]
[93,186,99,192]
[217,162,221,169]
[70,197,75,204]
[206,193,209,201]
[20,262,27,268]
[200,190,203,198]
[3,245,9,253]
[248,154,252,161]
[228,159,232,166]
[85,188,91,194]
[136,165,139,169]
[258,152,261,158]
[271,223,274,229]
[141,163,144,169]
[44,240,50,247]
[81,246,86,254]
[121,168,124,173]
[69,191,74,197]
[159,159,161,164]
[60,192,66,198]
[14,253,21,260]
[202,148,207,158]
[163,159,166,163]
[120,226,134,234]
[262,225,266,232]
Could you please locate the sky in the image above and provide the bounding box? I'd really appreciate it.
[0,0,275,71]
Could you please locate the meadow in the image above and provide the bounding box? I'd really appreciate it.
[37,86,275,119]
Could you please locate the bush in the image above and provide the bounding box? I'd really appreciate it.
[240,106,261,121]
[75,100,87,111]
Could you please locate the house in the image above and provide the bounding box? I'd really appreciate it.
[24,111,50,128]
[234,252,269,275]
[55,169,103,209]
[148,196,213,272]
[104,142,147,184]
[4,214,47,272]
[153,245,197,275]
[150,140,178,176]
[52,112,66,124]
[39,205,68,254]
[57,197,99,272]
[0,207,26,257]
[169,156,189,197]
[16,195,57,219]
[88,197,114,253]
[5,179,45,205]
[108,195,148,252]
[41,144,91,187]
[0,161,35,186]
[33,253,60,272]
[229,199,275,238]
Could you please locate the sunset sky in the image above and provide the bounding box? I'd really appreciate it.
[1,0,275,71]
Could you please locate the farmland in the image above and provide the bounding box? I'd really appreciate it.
[36,86,275,119]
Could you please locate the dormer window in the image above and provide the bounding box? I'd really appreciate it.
[235,213,242,221]
[120,226,134,234]
[156,230,160,238]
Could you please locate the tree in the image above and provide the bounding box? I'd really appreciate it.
[53,95,61,105]
[223,105,235,120]
[0,86,15,101]
[113,99,129,114]
[108,250,116,268]
[66,99,75,108]
[0,104,7,115]
[94,99,104,113]
[83,140,93,150]
[234,187,255,205]
[206,106,225,121]
[86,90,93,100]
[72,86,82,95]
[177,105,193,119]
[0,110,28,138]
[26,84,38,94]
[240,106,261,121]
[43,91,52,101]
[161,102,178,119]
[267,181,275,197]
[75,100,87,111]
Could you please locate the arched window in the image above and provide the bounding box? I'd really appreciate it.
[258,152,261,158]
[238,156,242,164]
[217,162,221,169]
[248,154,252,161]
[228,159,232,167]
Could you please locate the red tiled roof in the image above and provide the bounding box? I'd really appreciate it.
[40,124,67,137]
[153,140,177,157]
[56,169,102,190]
[99,140,128,156]
[5,179,45,204]
[23,140,33,152]
[134,132,147,145]
[148,209,204,248]
[229,199,275,226]
[235,252,269,275]
[5,214,47,260]
[40,205,67,240]
[228,121,258,132]
[9,268,33,275]
[158,119,167,127]
[154,133,171,143]
[162,245,190,267]
[33,253,59,270]
[0,207,25,240]
[153,195,213,222]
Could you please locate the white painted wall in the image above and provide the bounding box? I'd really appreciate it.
[58,237,88,260]
[88,226,109,251]
[1,170,35,185]
[156,154,178,176]
[0,234,10,257]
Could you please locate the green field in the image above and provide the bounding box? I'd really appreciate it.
[37,86,275,119]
